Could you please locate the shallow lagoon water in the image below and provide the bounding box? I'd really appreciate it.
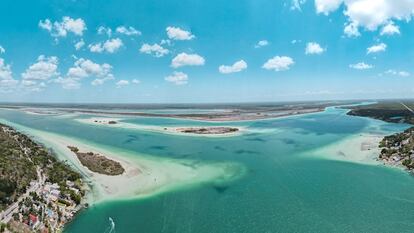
[1,106,414,233]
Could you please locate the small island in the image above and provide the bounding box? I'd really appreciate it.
[68,146,125,176]
[175,127,239,135]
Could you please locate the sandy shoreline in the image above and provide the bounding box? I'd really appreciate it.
[74,117,246,137]
[0,119,245,204]
[306,132,386,165]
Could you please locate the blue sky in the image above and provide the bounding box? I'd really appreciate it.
[1,0,414,103]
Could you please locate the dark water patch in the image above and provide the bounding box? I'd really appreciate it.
[234,149,261,155]
[148,145,167,150]
[279,138,296,145]
[245,137,267,143]
[123,135,140,144]
[212,185,229,194]
[214,146,227,151]
[175,153,193,159]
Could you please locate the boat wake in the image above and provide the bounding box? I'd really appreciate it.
[104,217,116,233]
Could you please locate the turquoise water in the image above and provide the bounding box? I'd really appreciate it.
[1,107,414,232]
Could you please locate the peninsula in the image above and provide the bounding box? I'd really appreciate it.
[378,127,414,170]
[0,124,86,232]
[347,101,414,170]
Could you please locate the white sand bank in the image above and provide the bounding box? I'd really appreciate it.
[0,119,245,204]
[74,117,246,137]
[307,133,384,165]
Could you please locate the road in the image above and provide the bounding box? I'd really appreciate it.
[400,102,414,115]
[0,131,46,224]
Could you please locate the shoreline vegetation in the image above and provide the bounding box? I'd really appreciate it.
[0,124,86,233]
[67,146,125,176]
[346,101,414,171]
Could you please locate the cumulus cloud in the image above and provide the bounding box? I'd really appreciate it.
[97,26,112,37]
[20,55,59,91]
[315,0,342,15]
[262,56,294,71]
[384,69,410,77]
[116,26,141,36]
[349,62,373,70]
[165,71,188,85]
[54,58,114,89]
[367,43,387,54]
[344,21,361,37]
[254,40,269,48]
[380,22,400,36]
[89,38,123,53]
[74,39,85,50]
[0,58,18,92]
[219,60,247,74]
[116,80,129,88]
[315,0,414,35]
[139,43,169,57]
[171,53,205,68]
[305,42,326,55]
[166,27,195,40]
[39,17,86,38]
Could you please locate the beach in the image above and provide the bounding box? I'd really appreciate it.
[74,117,246,137]
[0,119,244,204]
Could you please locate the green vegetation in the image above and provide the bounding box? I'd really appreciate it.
[68,146,125,175]
[379,127,414,169]
[347,101,414,124]
[0,124,83,210]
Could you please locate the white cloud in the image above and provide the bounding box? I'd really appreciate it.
[22,55,59,81]
[74,39,85,50]
[219,60,247,74]
[160,39,171,45]
[315,0,414,34]
[344,21,361,37]
[89,38,123,53]
[139,43,169,57]
[21,55,59,91]
[367,43,387,54]
[116,80,129,88]
[315,0,342,15]
[116,26,141,36]
[254,40,269,48]
[166,27,195,40]
[0,46,5,54]
[380,22,400,36]
[171,53,205,68]
[54,58,114,89]
[262,56,294,71]
[39,17,86,37]
[165,71,188,85]
[305,42,326,55]
[0,58,18,92]
[97,26,112,37]
[384,69,410,77]
[291,0,307,11]
[132,79,141,84]
[349,62,373,70]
